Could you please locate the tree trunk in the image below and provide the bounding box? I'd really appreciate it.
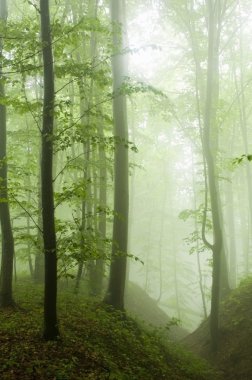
[34,190,44,283]
[89,144,106,297]
[94,116,107,295]
[74,82,89,293]
[104,0,129,310]
[191,151,208,319]
[40,0,59,340]
[233,35,252,273]
[33,62,44,283]
[187,0,229,301]
[203,0,225,352]
[0,0,15,308]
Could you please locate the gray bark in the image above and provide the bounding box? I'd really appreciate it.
[104,0,129,310]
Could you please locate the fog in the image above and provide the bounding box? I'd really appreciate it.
[126,0,252,331]
[0,0,252,377]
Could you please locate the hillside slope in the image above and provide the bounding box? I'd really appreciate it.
[125,282,188,341]
[183,277,252,380]
[0,280,220,380]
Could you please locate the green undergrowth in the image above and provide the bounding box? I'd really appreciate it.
[0,279,219,380]
[216,276,252,379]
[183,276,252,380]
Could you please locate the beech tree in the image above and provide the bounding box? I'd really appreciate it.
[104,0,129,310]
[201,0,229,351]
[40,0,59,340]
[0,0,15,308]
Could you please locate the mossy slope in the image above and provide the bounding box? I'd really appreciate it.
[0,281,219,380]
[125,282,188,341]
[183,277,252,380]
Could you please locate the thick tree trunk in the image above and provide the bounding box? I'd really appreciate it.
[0,0,15,308]
[203,0,226,352]
[187,1,229,301]
[104,0,129,310]
[40,0,59,340]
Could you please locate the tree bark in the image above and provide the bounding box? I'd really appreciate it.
[203,0,225,352]
[0,0,15,308]
[104,0,129,310]
[40,0,59,340]
[186,0,229,299]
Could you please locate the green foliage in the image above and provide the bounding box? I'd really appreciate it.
[165,316,182,329]
[179,206,212,255]
[232,154,252,167]
[119,77,170,99]
[55,217,111,279]
[127,253,144,265]
[55,180,88,206]
[178,205,212,230]
[0,0,117,280]
[184,230,211,255]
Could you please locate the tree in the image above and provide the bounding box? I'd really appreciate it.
[40,0,59,340]
[0,0,15,308]
[203,0,228,352]
[104,0,129,310]
[171,0,230,347]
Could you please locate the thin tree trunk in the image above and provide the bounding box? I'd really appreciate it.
[226,180,237,288]
[33,61,44,283]
[232,33,252,273]
[191,151,208,319]
[94,115,107,295]
[74,84,89,292]
[156,164,167,303]
[144,216,153,292]
[34,184,44,283]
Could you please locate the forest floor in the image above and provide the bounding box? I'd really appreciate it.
[0,279,220,380]
[183,277,252,380]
